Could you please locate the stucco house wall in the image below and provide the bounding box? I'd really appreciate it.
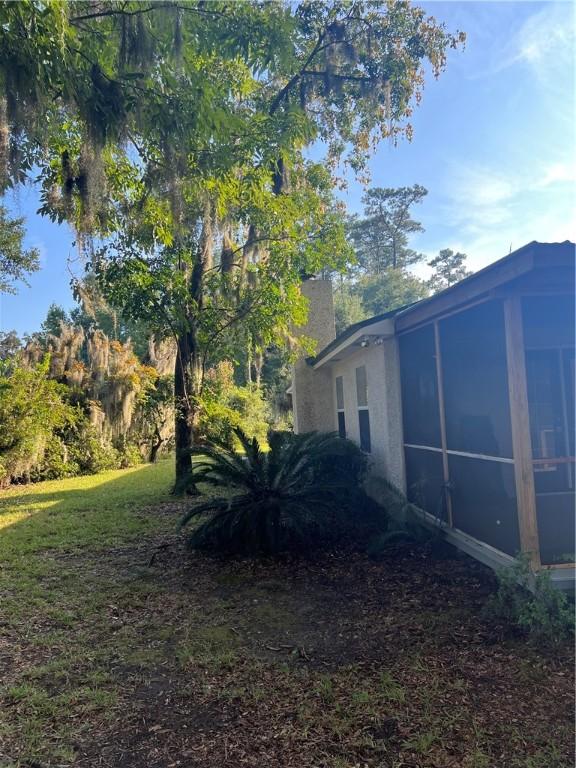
[291,278,406,491]
[329,340,405,491]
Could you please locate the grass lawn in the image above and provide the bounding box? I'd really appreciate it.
[0,461,573,767]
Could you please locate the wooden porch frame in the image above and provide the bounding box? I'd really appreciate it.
[433,321,453,526]
[504,296,541,570]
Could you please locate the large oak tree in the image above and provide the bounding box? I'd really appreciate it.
[0,1,465,490]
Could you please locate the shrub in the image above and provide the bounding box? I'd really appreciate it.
[112,434,144,469]
[484,555,574,644]
[180,429,387,556]
[29,433,80,481]
[67,422,120,474]
[117,441,144,469]
[0,357,75,486]
[198,361,271,446]
[366,480,436,559]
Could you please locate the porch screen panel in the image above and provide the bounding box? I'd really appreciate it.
[439,300,512,458]
[535,494,575,565]
[404,447,446,522]
[523,295,575,565]
[398,325,441,448]
[525,349,568,491]
[522,295,575,349]
[564,349,575,456]
[448,455,520,555]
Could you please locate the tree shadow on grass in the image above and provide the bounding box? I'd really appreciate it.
[0,460,178,559]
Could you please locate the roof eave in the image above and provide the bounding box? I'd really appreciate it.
[311,316,395,369]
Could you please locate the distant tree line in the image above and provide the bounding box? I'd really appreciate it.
[333,184,472,333]
[0,278,285,487]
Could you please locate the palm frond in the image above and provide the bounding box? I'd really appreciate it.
[178,497,231,529]
[180,429,387,557]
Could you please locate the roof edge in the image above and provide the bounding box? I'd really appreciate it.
[310,240,575,363]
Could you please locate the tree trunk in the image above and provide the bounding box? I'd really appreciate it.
[173,205,212,494]
[149,440,163,463]
[173,331,197,494]
[149,427,164,463]
[254,348,263,388]
[246,343,253,385]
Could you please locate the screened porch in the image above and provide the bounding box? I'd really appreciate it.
[396,242,575,581]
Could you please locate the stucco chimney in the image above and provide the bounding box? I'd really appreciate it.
[291,279,337,434]
[298,278,336,351]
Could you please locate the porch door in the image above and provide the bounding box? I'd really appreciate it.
[523,296,576,566]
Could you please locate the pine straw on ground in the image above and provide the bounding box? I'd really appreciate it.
[1,505,574,768]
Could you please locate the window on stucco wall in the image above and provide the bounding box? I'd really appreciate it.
[356,365,371,452]
[335,375,346,438]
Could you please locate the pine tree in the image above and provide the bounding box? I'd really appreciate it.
[428,249,472,292]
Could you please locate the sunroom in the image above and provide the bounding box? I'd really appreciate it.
[395,241,574,586]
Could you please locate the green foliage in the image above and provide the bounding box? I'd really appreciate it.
[354,269,429,318]
[29,432,79,482]
[331,184,433,331]
[0,204,40,293]
[0,346,149,485]
[0,329,21,361]
[333,280,367,335]
[349,185,428,274]
[259,344,294,427]
[332,268,428,334]
[67,422,119,476]
[180,429,386,556]
[137,374,174,462]
[198,361,270,447]
[0,2,464,489]
[70,274,152,360]
[427,248,472,293]
[0,357,75,486]
[484,555,574,644]
[25,415,133,482]
[114,439,143,470]
[1,2,465,204]
[39,303,71,343]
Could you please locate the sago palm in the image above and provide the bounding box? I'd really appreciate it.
[179,428,385,556]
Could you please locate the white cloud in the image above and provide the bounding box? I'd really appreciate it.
[443,155,575,229]
[437,205,575,273]
[427,156,575,272]
[464,175,514,207]
[516,5,573,70]
[440,164,517,232]
[483,3,574,79]
[536,161,576,188]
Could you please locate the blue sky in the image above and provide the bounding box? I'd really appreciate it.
[1,0,574,336]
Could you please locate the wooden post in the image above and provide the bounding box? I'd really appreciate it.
[434,321,453,527]
[504,296,540,570]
